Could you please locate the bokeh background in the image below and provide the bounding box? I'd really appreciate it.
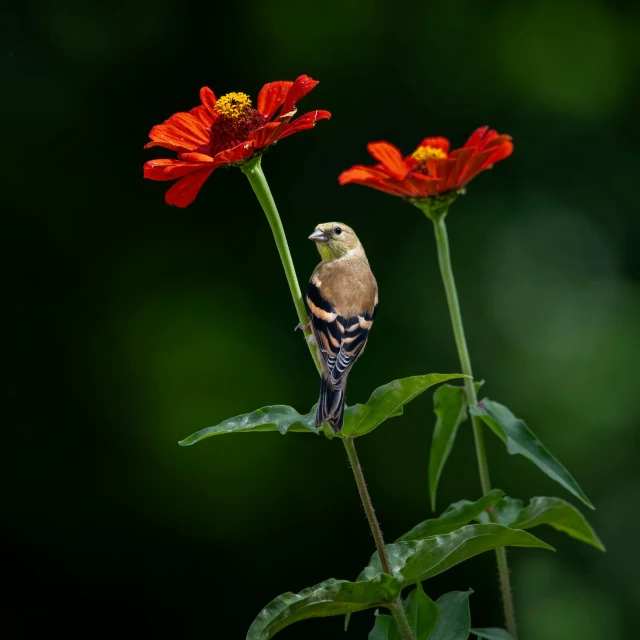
[5,0,640,637]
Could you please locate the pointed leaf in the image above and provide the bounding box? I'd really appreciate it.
[362,524,554,587]
[342,373,468,437]
[247,573,403,640]
[500,496,604,551]
[472,628,516,640]
[369,613,393,640]
[429,385,469,511]
[397,490,504,543]
[470,399,593,509]
[430,590,473,640]
[402,581,439,640]
[179,405,319,445]
[180,374,466,446]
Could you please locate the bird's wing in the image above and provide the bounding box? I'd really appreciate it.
[306,281,376,388]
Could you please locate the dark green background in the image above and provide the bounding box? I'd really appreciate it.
[5,0,639,638]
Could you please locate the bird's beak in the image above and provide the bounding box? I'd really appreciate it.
[308,229,327,243]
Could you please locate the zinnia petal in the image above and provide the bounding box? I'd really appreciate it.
[463,126,491,150]
[144,158,212,181]
[367,142,409,181]
[257,81,294,119]
[280,75,320,117]
[275,110,332,140]
[145,111,210,152]
[189,104,215,128]
[339,166,415,197]
[165,168,215,208]
[199,87,217,118]
[250,122,286,148]
[486,140,514,165]
[213,140,255,165]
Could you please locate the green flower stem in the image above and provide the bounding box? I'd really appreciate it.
[242,158,321,373]
[431,214,517,638]
[242,157,415,640]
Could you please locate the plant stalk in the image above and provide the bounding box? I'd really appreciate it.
[243,158,415,640]
[431,214,517,637]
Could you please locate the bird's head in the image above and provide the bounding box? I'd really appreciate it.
[308,222,360,260]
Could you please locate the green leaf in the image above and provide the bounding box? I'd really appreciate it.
[470,399,594,509]
[396,490,504,543]
[430,590,473,640]
[402,581,439,640]
[246,573,403,640]
[362,524,554,587]
[488,496,605,551]
[429,385,469,511]
[342,373,468,437]
[179,405,319,445]
[471,628,516,639]
[369,613,393,640]
[180,374,466,446]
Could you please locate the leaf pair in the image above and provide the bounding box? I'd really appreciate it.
[399,491,603,551]
[370,585,472,640]
[249,522,552,639]
[429,387,593,511]
[180,373,466,445]
[246,573,403,640]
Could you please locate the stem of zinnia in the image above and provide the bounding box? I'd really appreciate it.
[241,156,415,640]
[429,210,518,638]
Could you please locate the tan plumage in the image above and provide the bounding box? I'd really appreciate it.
[306,223,378,432]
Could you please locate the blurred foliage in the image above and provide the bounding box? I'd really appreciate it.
[4,0,639,638]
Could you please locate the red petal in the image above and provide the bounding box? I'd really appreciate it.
[199,87,217,118]
[458,149,493,185]
[486,140,514,164]
[189,104,215,128]
[406,172,441,197]
[418,137,450,154]
[165,168,215,207]
[339,166,414,197]
[257,81,294,119]
[145,111,209,152]
[178,152,215,163]
[213,140,255,164]
[447,147,473,189]
[463,126,489,149]
[144,158,215,181]
[280,75,320,117]
[437,158,457,191]
[483,134,512,150]
[367,142,409,181]
[275,110,331,140]
[250,122,286,148]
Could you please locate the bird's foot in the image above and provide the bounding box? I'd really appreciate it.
[295,321,312,332]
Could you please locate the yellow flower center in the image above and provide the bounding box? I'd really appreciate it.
[215,92,252,119]
[411,145,447,164]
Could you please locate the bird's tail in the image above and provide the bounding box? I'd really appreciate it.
[316,377,345,434]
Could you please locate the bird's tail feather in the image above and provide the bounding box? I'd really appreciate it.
[316,377,345,433]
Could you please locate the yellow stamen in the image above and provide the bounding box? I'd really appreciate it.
[411,145,447,164]
[215,92,252,118]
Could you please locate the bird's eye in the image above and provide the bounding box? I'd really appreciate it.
[334,226,342,235]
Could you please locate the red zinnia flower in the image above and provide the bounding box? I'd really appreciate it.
[144,75,330,207]
[338,127,512,201]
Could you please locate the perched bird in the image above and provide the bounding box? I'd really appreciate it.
[306,223,378,433]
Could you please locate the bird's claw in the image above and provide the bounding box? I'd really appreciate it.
[295,321,312,332]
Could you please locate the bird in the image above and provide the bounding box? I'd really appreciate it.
[306,222,378,433]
